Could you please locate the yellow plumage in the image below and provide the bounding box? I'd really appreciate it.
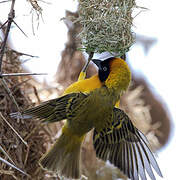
[63,74,102,95]
[10,57,162,180]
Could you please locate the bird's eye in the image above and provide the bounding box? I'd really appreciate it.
[103,67,107,71]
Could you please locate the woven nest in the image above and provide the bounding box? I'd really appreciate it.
[0,47,49,179]
[69,0,136,55]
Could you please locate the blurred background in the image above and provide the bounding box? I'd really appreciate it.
[0,0,182,179]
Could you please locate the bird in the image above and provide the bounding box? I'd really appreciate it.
[10,57,162,180]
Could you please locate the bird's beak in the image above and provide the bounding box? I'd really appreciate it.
[92,59,102,69]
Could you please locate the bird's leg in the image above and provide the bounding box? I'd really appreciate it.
[78,52,94,81]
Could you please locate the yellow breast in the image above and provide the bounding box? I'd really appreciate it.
[63,74,103,95]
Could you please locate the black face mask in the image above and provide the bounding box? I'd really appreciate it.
[92,57,114,82]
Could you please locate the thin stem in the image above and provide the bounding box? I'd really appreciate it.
[0,0,11,3]
[11,49,39,58]
[0,0,16,72]
[0,113,28,147]
[0,145,15,165]
[0,20,8,29]
[82,52,94,73]
[0,72,47,77]
[12,20,28,37]
[1,78,21,113]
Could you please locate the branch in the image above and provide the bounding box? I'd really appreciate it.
[10,49,39,58]
[0,72,47,77]
[0,0,16,72]
[0,20,8,30]
[0,0,11,3]
[13,20,28,37]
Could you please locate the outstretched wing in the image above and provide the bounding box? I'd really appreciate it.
[93,108,162,180]
[10,93,87,123]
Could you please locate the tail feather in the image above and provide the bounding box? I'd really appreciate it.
[39,129,83,179]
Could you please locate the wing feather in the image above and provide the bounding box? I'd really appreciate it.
[93,108,162,180]
[10,93,87,123]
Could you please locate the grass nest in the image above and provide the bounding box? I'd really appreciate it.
[67,0,136,56]
[0,48,49,179]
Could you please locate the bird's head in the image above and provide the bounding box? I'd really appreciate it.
[92,57,131,93]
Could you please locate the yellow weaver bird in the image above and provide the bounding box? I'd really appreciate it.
[11,57,162,180]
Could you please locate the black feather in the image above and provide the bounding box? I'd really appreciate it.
[93,107,162,180]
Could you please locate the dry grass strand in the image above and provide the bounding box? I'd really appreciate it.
[75,0,137,55]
